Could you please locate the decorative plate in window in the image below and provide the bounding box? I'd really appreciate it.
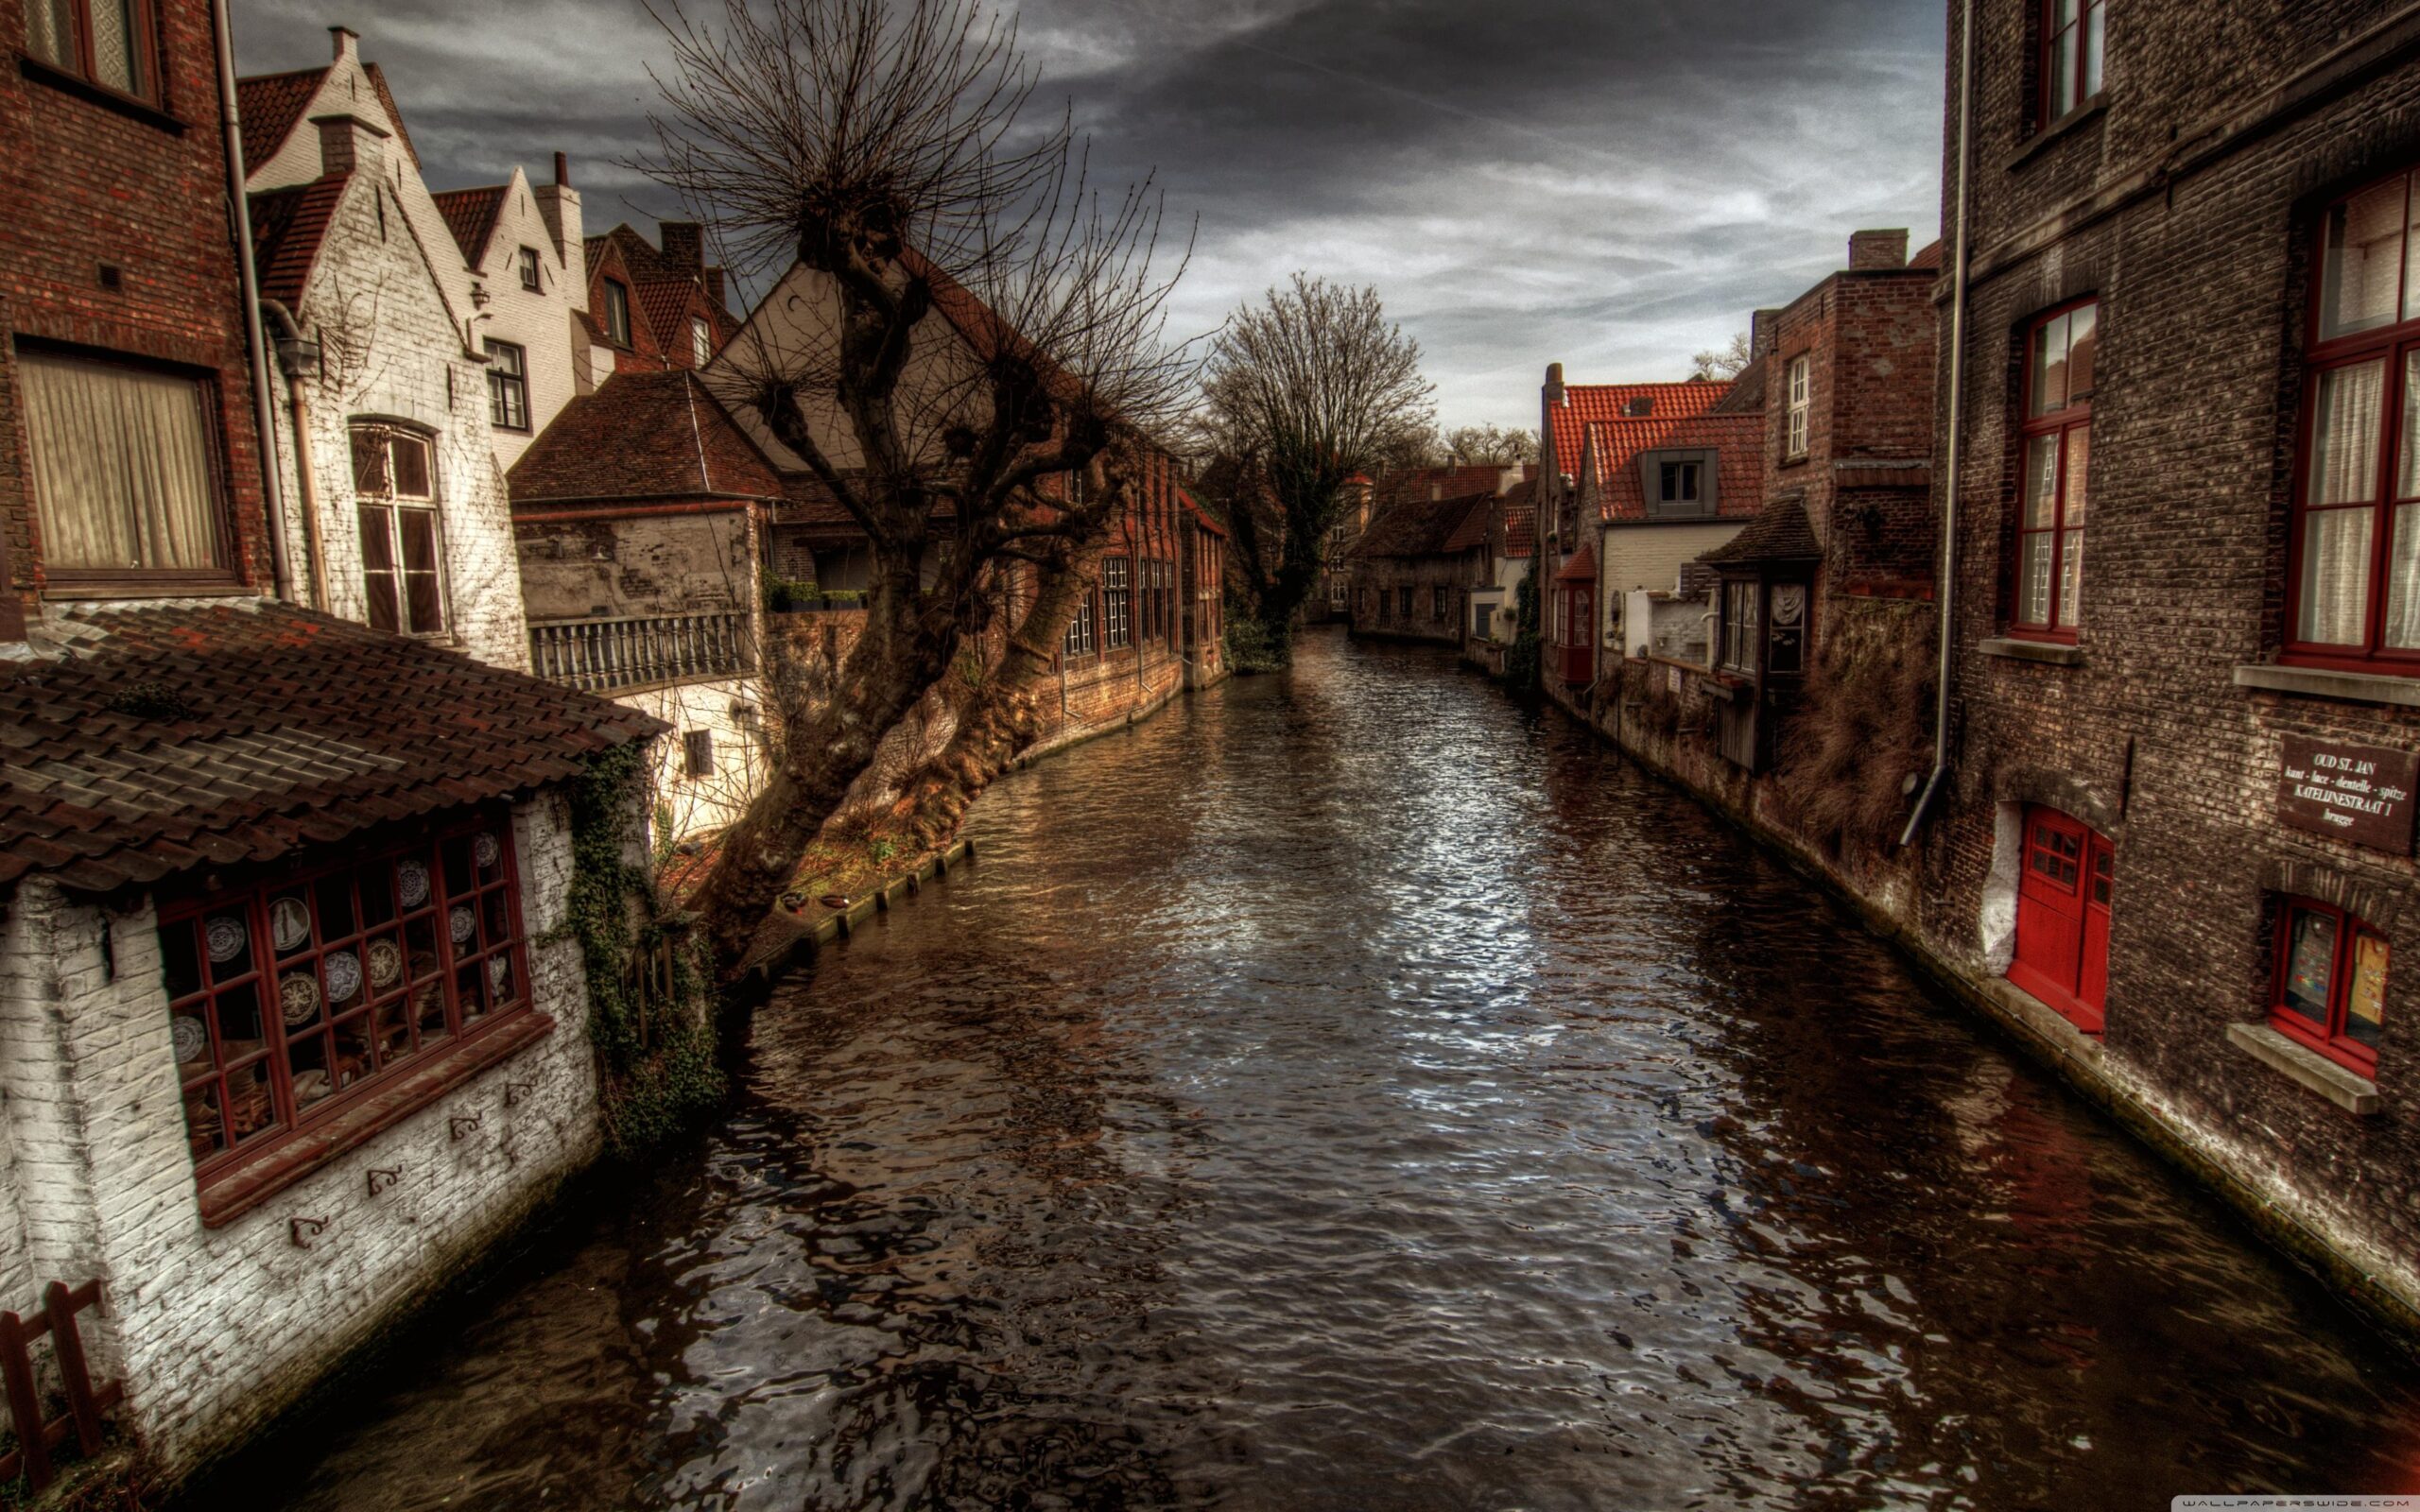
[398,859,431,909]
[450,905,475,946]
[270,896,311,954]
[205,914,247,963]
[473,833,500,870]
[171,1014,208,1064]
[280,971,321,1025]
[487,955,510,994]
[367,938,403,989]
[324,951,362,1005]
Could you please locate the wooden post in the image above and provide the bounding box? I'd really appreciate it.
[0,1309,50,1489]
[44,1283,100,1457]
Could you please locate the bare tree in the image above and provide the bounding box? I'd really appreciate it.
[1197,275,1432,656]
[1443,423,1538,464]
[1690,331,1753,381]
[642,0,1194,973]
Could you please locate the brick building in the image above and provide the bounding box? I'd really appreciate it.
[1890,0,2420,1327]
[585,222,736,377]
[1346,488,1495,644]
[0,2,660,1483]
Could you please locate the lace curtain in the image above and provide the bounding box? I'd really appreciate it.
[20,352,219,574]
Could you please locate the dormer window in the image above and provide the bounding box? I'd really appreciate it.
[691,316,713,366]
[602,279,632,347]
[1640,450,1719,521]
[26,0,153,102]
[518,248,542,292]
[1660,460,1702,507]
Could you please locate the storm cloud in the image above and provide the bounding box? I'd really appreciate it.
[228,0,1945,428]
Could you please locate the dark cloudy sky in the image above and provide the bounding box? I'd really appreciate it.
[228,0,1945,430]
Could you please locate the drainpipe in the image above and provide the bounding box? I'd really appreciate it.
[1898,0,1978,850]
[261,300,327,610]
[213,0,294,602]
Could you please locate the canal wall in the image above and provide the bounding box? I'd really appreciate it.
[1559,669,2420,1347]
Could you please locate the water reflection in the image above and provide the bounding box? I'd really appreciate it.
[200,629,2420,1512]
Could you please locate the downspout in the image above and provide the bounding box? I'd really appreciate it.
[1898,0,1978,850]
[213,0,294,602]
[261,300,326,610]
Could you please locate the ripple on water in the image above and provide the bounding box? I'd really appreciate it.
[202,631,2420,1512]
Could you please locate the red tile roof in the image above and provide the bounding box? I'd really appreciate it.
[1702,495,1822,566]
[1182,488,1229,540]
[431,185,507,267]
[1553,541,1598,582]
[1373,463,1517,513]
[510,371,785,507]
[1546,381,1730,485]
[249,175,350,311]
[1501,483,1536,558]
[0,604,663,897]
[235,67,326,170]
[1586,408,1767,523]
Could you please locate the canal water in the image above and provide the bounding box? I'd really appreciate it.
[206,631,2420,1511]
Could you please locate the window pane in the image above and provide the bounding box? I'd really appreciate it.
[2048,21,2076,118]
[389,436,432,499]
[2017,531,2054,627]
[2308,361,2384,505]
[2024,435,2062,528]
[2298,507,2374,645]
[2389,503,2420,650]
[92,0,140,94]
[26,0,74,69]
[358,505,400,634]
[2062,425,2089,527]
[2058,528,2083,627]
[2347,932,2389,1051]
[2082,3,2104,97]
[2281,908,2340,1026]
[2031,313,2069,416]
[2322,178,2408,340]
[2066,303,2096,402]
[20,353,220,571]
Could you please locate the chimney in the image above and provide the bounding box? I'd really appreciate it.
[659,221,705,275]
[704,266,728,314]
[329,26,358,61]
[1750,307,1783,359]
[533,152,586,308]
[1545,361,1566,408]
[311,112,389,178]
[1848,228,1910,270]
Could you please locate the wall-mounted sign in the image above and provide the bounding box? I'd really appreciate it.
[2277,735,2419,853]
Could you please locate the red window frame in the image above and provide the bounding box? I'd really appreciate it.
[2270,897,2388,1075]
[25,0,161,107]
[2040,0,2105,129]
[2013,299,2096,642]
[160,811,534,1188]
[2287,166,2420,674]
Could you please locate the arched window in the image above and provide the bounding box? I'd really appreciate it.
[351,423,446,636]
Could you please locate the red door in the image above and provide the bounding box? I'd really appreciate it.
[1559,587,1594,684]
[2009,807,2111,1033]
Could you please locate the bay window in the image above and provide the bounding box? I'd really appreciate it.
[2014,301,2095,639]
[162,815,531,1181]
[18,350,229,590]
[2272,898,2388,1074]
[2290,167,2420,669]
[2042,0,2106,126]
[352,423,446,636]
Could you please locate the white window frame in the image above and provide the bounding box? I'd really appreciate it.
[1786,354,1811,459]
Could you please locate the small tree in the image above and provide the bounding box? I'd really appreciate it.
[1197,275,1432,660]
[1691,332,1753,381]
[644,0,1193,972]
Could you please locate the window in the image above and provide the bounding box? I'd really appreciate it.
[683,730,715,779]
[2010,806,2113,1032]
[161,815,529,1180]
[1063,593,1097,659]
[1102,557,1132,649]
[602,279,632,347]
[2015,301,2096,638]
[517,247,542,292]
[484,339,528,431]
[26,0,153,101]
[1432,584,1449,623]
[352,424,445,636]
[1786,354,1811,459]
[2042,0,2107,126]
[17,351,227,586]
[2273,898,2389,1074]
[1768,581,1807,675]
[2292,168,2420,668]
[1661,460,1703,507]
[1396,585,1414,621]
[691,316,713,367]
[1720,578,1760,675]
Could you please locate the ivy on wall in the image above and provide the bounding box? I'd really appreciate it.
[1504,572,1542,694]
[562,744,724,1155]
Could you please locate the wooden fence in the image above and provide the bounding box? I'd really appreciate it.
[0,1280,122,1492]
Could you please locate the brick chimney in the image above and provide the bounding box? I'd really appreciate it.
[1545,361,1566,408]
[311,112,389,178]
[1848,229,1910,270]
[659,221,705,275]
[534,152,585,307]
